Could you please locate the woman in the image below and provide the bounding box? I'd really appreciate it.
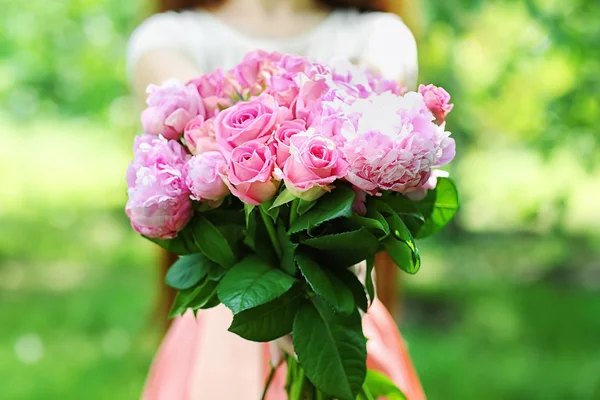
[127,0,425,398]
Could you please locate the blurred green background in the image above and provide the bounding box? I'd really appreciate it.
[1,0,599,399]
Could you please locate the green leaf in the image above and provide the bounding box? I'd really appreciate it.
[260,197,279,221]
[165,253,213,290]
[293,301,367,400]
[365,255,375,305]
[218,255,296,314]
[169,277,220,318]
[207,262,227,281]
[278,223,298,275]
[336,267,368,313]
[352,211,390,239]
[271,188,297,209]
[297,198,316,215]
[301,228,380,267]
[414,177,459,238]
[228,286,304,342]
[244,204,255,228]
[191,216,237,268]
[376,201,421,274]
[364,370,407,400]
[381,193,425,221]
[296,252,354,314]
[146,220,200,255]
[289,185,355,234]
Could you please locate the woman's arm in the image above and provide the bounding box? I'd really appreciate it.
[131,49,200,99]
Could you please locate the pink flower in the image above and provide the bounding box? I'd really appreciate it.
[184,116,219,155]
[125,135,192,239]
[279,133,348,201]
[271,119,306,167]
[267,75,299,108]
[344,132,431,194]
[141,79,204,140]
[126,134,190,187]
[185,151,229,202]
[352,186,368,216]
[215,95,280,156]
[189,69,235,117]
[406,170,450,201]
[222,141,279,205]
[418,84,454,125]
[294,76,331,124]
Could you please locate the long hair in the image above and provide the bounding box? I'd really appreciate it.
[153,0,418,331]
[159,0,385,13]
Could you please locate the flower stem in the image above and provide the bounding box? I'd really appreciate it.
[259,206,283,260]
[261,362,278,400]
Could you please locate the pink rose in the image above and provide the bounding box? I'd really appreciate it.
[418,84,454,125]
[189,69,235,117]
[279,134,348,201]
[271,119,306,167]
[184,116,219,155]
[222,141,279,205]
[126,135,192,239]
[215,95,280,156]
[277,54,312,74]
[294,76,330,124]
[267,75,299,108]
[141,79,204,140]
[185,151,229,202]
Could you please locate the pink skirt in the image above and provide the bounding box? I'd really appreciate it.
[142,299,426,400]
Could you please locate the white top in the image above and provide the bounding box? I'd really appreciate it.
[127,9,418,87]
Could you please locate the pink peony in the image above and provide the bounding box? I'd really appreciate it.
[278,133,348,201]
[418,84,454,125]
[406,170,450,201]
[271,119,306,167]
[342,92,455,194]
[125,135,192,239]
[141,79,204,140]
[185,151,229,202]
[189,69,235,117]
[222,141,279,205]
[184,116,219,155]
[214,95,281,156]
[294,75,331,124]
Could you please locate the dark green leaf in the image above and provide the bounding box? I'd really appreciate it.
[278,223,298,275]
[271,188,297,209]
[365,255,375,305]
[293,301,367,400]
[364,370,407,400]
[414,177,459,238]
[376,201,421,274]
[207,262,227,281]
[296,252,354,314]
[165,253,213,290]
[352,211,390,239]
[289,185,355,234]
[301,228,380,267]
[228,286,304,342]
[218,255,296,314]
[336,268,368,313]
[191,216,237,268]
[381,193,425,221]
[169,277,220,318]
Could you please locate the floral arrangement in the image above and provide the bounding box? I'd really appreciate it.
[126,50,458,400]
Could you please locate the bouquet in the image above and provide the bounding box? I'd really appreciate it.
[126,50,458,400]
